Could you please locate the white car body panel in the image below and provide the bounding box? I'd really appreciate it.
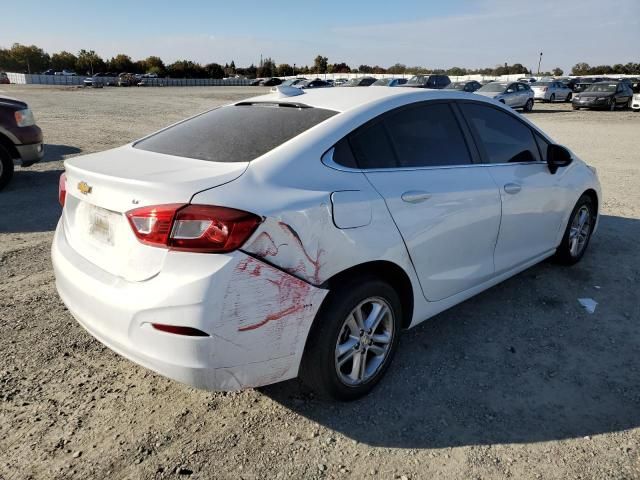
[52,87,602,391]
[632,93,640,111]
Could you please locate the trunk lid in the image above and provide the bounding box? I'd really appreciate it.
[62,145,248,281]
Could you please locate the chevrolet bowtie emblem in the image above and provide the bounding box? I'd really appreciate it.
[77,181,92,195]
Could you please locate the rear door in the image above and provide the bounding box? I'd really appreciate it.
[350,101,502,301]
[459,101,568,273]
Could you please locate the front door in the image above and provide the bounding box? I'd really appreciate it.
[459,101,568,273]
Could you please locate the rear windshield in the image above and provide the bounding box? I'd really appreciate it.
[134,104,337,162]
[478,82,507,92]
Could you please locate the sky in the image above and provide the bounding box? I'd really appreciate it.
[1,0,638,72]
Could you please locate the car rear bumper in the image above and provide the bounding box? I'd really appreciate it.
[16,142,44,166]
[533,91,550,100]
[51,219,328,391]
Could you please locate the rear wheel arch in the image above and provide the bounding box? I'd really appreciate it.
[319,260,414,329]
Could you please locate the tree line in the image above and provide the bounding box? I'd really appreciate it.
[1,43,638,79]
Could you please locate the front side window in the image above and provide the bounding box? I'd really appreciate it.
[461,103,540,164]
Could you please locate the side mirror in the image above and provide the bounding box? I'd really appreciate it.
[506,88,515,93]
[547,144,573,174]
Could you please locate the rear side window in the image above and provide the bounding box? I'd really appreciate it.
[341,102,472,169]
[349,120,396,169]
[385,103,472,168]
[135,104,337,162]
[461,103,540,164]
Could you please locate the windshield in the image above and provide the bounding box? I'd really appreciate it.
[478,82,507,93]
[585,83,617,93]
[134,104,337,162]
[532,81,551,86]
[372,78,391,86]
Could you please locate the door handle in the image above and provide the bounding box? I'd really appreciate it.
[504,183,522,194]
[401,191,432,204]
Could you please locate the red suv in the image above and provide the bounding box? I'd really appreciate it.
[0,96,44,190]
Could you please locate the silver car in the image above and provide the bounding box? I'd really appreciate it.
[476,82,534,111]
[531,81,573,102]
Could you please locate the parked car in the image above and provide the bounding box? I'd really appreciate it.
[372,78,408,87]
[402,74,451,89]
[0,96,44,190]
[299,79,332,89]
[342,77,377,87]
[531,80,573,102]
[83,73,106,88]
[42,69,56,76]
[333,78,349,86]
[475,81,535,111]
[631,93,640,112]
[0,72,9,84]
[281,78,307,87]
[250,78,264,86]
[574,77,607,93]
[444,80,482,92]
[261,78,282,87]
[517,77,537,83]
[572,81,634,110]
[556,77,581,92]
[52,87,600,400]
[117,73,137,86]
[55,69,77,76]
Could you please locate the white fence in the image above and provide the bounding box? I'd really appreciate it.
[4,72,254,87]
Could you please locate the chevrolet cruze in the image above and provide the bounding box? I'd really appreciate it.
[52,86,601,400]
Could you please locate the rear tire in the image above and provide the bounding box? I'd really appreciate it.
[0,144,15,191]
[550,93,556,102]
[566,92,572,102]
[523,98,534,112]
[554,194,596,265]
[299,276,402,401]
[610,98,617,111]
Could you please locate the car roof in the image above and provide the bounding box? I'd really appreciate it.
[239,86,495,113]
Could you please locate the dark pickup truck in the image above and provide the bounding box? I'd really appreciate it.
[0,96,44,189]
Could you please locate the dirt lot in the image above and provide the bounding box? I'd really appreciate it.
[0,85,638,480]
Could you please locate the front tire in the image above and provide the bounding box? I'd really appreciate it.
[554,194,596,265]
[566,92,572,102]
[550,93,556,102]
[299,277,402,401]
[0,144,15,191]
[610,98,617,111]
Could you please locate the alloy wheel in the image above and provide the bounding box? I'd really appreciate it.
[334,297,394,386]
[568,205,592,257]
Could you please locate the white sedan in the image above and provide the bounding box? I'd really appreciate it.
[52,86,601,400]
[531,80,573,102]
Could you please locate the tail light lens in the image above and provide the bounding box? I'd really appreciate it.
[126,204,261,253]
[58,173,67,207]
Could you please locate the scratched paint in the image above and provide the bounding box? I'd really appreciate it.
[243,214,329,285]
[214,255,327,377]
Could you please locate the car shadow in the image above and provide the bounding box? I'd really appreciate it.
[260,214,640,448]
[0,168,62,233]
[38,144,82,163]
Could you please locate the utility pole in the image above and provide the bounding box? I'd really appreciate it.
[537,52,543,75]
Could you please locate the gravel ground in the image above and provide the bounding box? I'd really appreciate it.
[0,85,638,480]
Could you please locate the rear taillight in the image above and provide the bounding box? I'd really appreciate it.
[126,204,261,253]
[58,173,67,207]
